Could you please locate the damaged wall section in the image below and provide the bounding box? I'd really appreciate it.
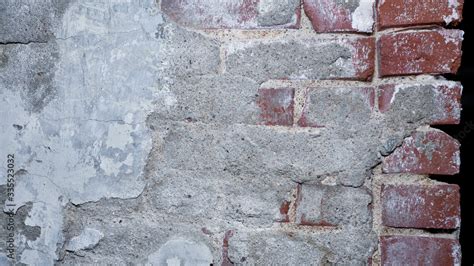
[0,0,465,265]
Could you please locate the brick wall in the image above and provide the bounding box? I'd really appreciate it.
[157,0,464,264]
[0,0,465,264]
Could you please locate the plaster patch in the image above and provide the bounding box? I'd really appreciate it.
[351,0,375,32]
[66,228,104,252]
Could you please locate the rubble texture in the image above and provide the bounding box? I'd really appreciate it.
[0,0,464,265]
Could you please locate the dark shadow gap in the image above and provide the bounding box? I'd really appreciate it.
[433,1,474,264]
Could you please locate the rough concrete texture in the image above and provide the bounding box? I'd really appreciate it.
[161,0,301,29]
[0,0,463,265]
[379,82,462,125]
[295,184,373,227]
[225,37,375,82]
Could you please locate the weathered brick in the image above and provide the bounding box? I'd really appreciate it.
[382,130,460,175]
[381,236,461,266]
[378,30,463,77]
[304,0,375,33]
[161,0,301,29]
[378,0,464,29]
[295,184,372,227]
[379,82,462,125]
[298,87,374,128]
[225,37,375,83]
[257,88,295,126]
[381,184,461,229]
[222,230,234,266]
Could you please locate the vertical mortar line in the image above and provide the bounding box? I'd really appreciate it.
[371,168,385,266]
[293,84,308,128]
[371,4,383,265]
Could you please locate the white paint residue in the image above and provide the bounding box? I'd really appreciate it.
[444,0,460,24]
[440,29,464,45]
[390,86,401,105]
[100,156,123,176]
[351,0,375,32]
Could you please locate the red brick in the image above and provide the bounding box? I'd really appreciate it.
[350,37,376,81]
[380,236,461,266]
[381,184,461,229]
[378,83,462,125]
[257,88,295,126]
[221,230,234,266]
[382,130,460,175]
[378,0,464,29]
[298,86,374,128]
[278,200,291,223]
[161,0,301,29]
[304,0,375,33]
[378,30,463,77]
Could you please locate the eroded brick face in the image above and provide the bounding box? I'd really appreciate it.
[304,0,376,33]
[381,184,461,229]
[383,131,461,175]
[378,0,464,29]
[378,30,463,76]
[378,83,462,125]
[381,236,461,265]
[257,88,295,126]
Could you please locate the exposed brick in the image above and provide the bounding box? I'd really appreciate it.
[161,0,301,29]
[226,37,375,82]
[378,0,464,29]
[257,88,295,126]
[221,230,234,266]
[382,130,460,175]
[380,236,461,266]
[295,184,372,227]
[378,30,463,77]
[381,184,461,229]
[378,82,462,125]
[304,0,375,33]
[298,87,374,128]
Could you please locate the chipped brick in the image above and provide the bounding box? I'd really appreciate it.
[382,130,461,175]
[304,0,375,33]
[378,30,463,77]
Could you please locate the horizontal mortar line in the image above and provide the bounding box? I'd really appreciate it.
[148,120,325,133]
[376,25,454,35]
[379,228,459,239]
[202,30,375,41]
[260,79,376,88]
